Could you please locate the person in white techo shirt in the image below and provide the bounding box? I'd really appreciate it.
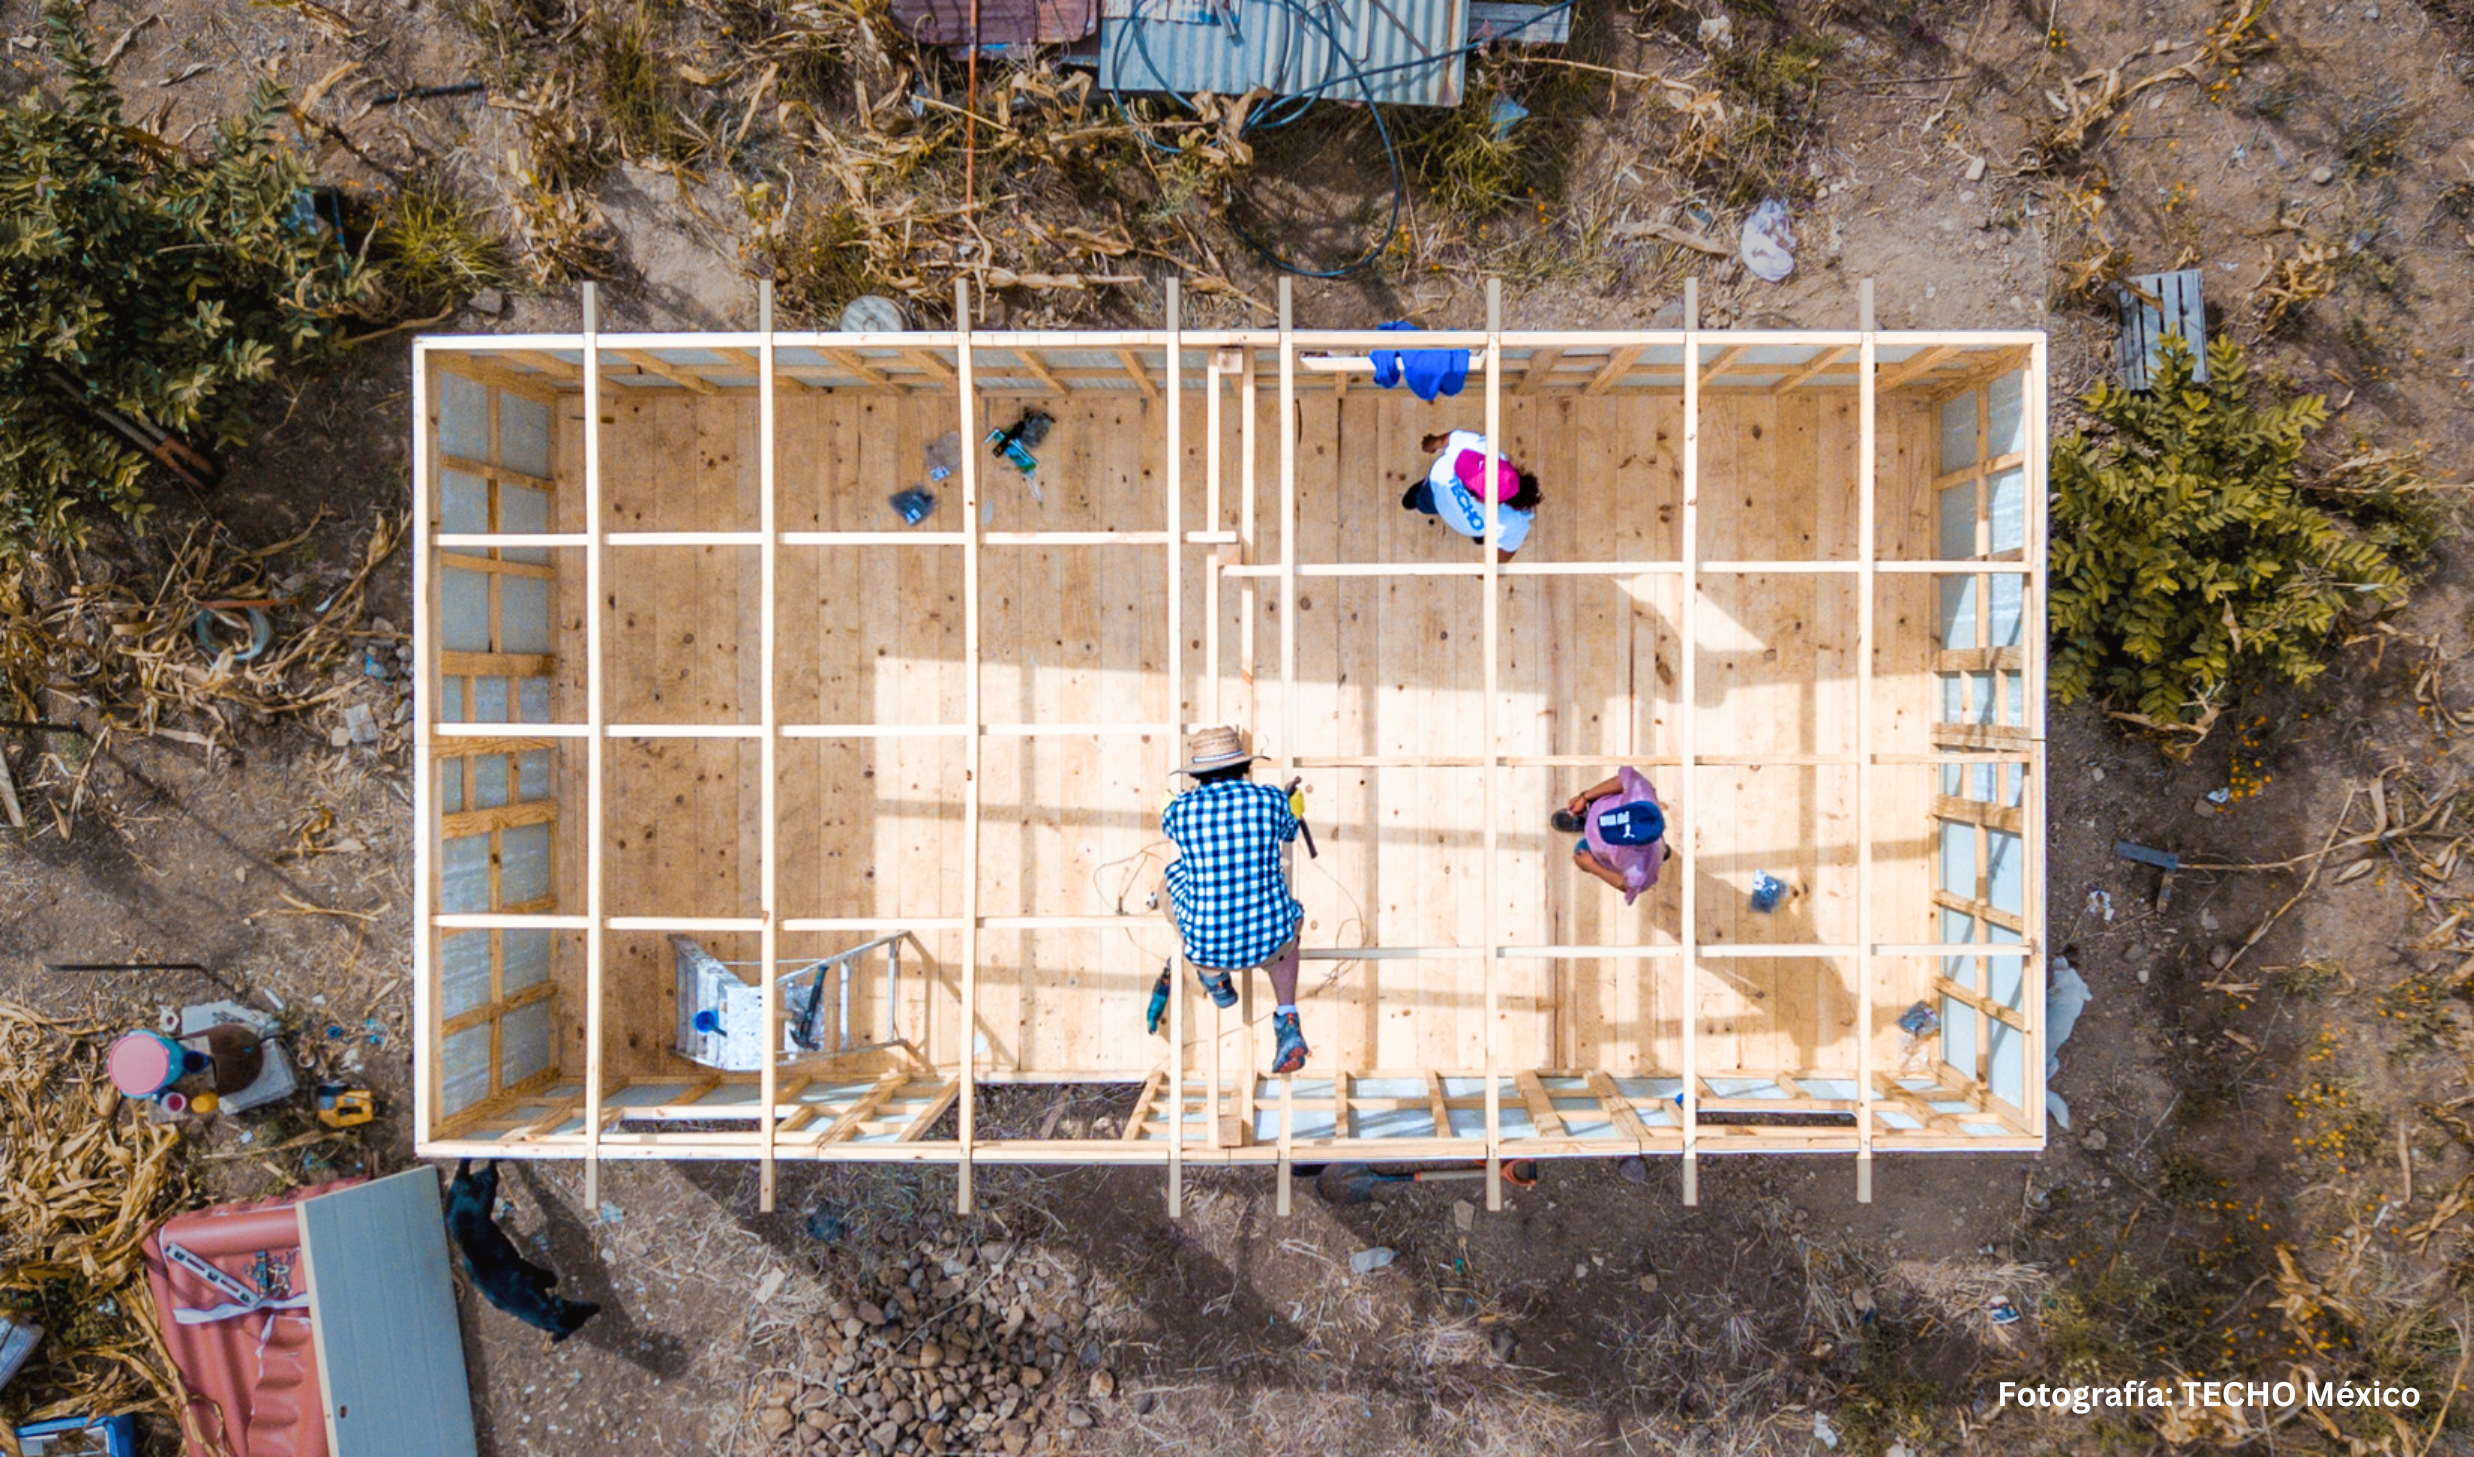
[1401,430,1541,562]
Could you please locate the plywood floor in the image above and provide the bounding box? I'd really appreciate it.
[544,383,1953,1082]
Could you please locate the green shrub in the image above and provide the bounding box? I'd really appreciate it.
[0,0,363,554]
[2049,337,2406,731]
[370,177,511,313]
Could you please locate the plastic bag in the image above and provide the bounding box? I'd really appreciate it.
[1739,198,1796,283]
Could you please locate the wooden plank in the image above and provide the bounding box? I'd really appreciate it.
[580,287,608,1204]
[823,349,900,391]
[1854,278,1877,1203]
[1878,344,1964,392]
[613,348,719,395]
[896,1079,961,1140]
[1481,280,1505,1208]
[1677,279,1699,1205]
[1116,349,1159,401]
[956,281,984,1213]
[1516,346,1564,394]
[1582,345,1644,396]
[1770,345,1851,395]
[756,284,782,1210]
[296,1170,479,1457]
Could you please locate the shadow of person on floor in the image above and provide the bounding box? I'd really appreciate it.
[502,1161,693,1378]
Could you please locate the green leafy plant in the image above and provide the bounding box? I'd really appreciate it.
[369,176,511,314]
[0,0,363,554]
[2049,337,2406,736]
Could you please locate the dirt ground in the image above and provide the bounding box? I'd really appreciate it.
[11,0,2474,1451]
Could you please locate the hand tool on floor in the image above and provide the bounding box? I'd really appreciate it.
[1318,1160,1538,1205]
[2112,840,2180,910]
[1284,777,1318,858]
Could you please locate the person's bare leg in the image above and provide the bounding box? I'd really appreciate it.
[1265,942,1302,1009]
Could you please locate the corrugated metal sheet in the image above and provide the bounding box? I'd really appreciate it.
[1095,0,1470,109]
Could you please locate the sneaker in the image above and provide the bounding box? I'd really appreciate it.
[1196,967,1238,1009]
[1270,1012,1309,1075]
[1401,484,1423,510]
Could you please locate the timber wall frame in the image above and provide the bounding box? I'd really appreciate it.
[411,278,2050,1213]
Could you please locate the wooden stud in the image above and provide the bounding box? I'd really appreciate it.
[613,348,719,395]
[756,282,782,1211]
[1877,344,1965,392]
[1770,345,1851,395]
[1116,349,1159,402]
[1678,277,1699,1208]
[580,285,609,1208]
[1165,281,1186,1218]
[1582,346,1644,396]
[415,349,441,1141]
[823,349,900,391]
[1855,277,1878,1203]
[1515,346,1563,394]
[1482,279,1505,1211]
[956,280,985,1214]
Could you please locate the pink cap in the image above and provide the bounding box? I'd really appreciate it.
[1453,447,1520,503]
[109,1030,182,1098]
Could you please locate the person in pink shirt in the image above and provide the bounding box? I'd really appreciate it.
[1552,768,1670,904]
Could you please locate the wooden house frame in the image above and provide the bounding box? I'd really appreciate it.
[411,278,2049,1214]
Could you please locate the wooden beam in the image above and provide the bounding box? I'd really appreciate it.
[1582,345,1644,396]
[580,285,608,1207]
[955,279,984,1214]
[500,348,582,381]
[1516,346,1564,394]
[1769,345,1851,395]
[1009,347,1067,395]
[1700,343,1752,380]
[1678,276,1699,1207]
[822,349,900,390]
[1482,278,1504,1209]
[1116,349,1159,401]
[1164,282,1185,1217]
[896,1080,962,1141]
[1854,277,1877,1206]
[755,283,782,1212]
[611,348,718,395]
[714,344,816,393]
[1877,344,1964,392]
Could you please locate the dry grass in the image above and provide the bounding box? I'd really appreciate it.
[0,1003,193,1440]
[0,511,402,830]
[2254,238,2340,333]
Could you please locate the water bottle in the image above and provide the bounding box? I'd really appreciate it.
[923,431,961,484]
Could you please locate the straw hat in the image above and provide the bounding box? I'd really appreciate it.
[1175,725,1264,777]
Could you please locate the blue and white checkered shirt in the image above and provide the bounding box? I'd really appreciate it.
[1162,779,1302,971]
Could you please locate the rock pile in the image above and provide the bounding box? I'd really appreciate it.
[755,1237,1119,1456]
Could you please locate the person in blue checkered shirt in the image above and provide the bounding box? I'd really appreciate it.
[1159,726,1310,1075]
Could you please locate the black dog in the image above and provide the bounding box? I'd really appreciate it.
[445,1159,600,1342]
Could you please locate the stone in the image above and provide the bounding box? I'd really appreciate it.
[892,1400,915,1426]
[843,1317,866,1340]
[1089,1370,1115,1400]
[328,725,352,748]
[1452,1199,1474,1232]
[1637,1272,1660,1294]
[872,1421,901,1449]
[1021,1368,1044,1389]
[469,287,506,316]
[760,1405,797,1440]
[1135,1392,1158,1416]
[1965,154,1987,182]
[2209,944,2231,969]
[1067,1406,1094,1428]
[921,1342,945,1368]
[860,1301,888,1326]
[2311,165,2335,185]
[2082,1128,2109,1151]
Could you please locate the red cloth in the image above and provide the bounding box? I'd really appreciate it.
[142,1180,363,1457]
